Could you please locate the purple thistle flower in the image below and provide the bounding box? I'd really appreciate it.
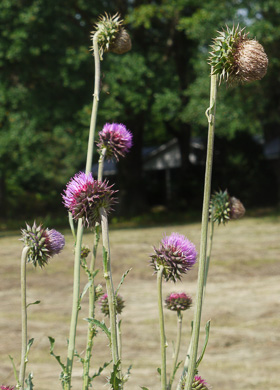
[1,387,15,390]
[21,221,65,268]
[165,292,192,312]
[62,172,117,227]
[45,229,65,257]
[99,293,125,317]
[97,123,133,160]
[151,233,197,282]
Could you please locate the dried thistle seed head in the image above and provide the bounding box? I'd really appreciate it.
[209,25,268,85]
[91,13,131,59]
[233,39,268,84]
[21,222,65,267]
[229,196,246,219]
[165,292,192,312]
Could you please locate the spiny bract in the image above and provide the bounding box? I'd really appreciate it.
[91,13,131,59]
[209,25,268,85]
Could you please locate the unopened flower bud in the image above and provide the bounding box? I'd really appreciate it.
[99,293,125,317]
[180,375,210,390]
[210,190,245,224]
[81,246,91,259]
[165,292,192,312]
[94,284,103,301]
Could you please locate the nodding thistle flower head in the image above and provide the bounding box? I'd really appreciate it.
[97,123,133,160]
[1,386,15,390]
[209,189,245,224]
[150,233,197,282]
[21,222,65,268]
[209,25,268,85]
[99,293,125,317]
[165,292,192,312]
[91,13,131,59]
[62,172,117,228]
[180,375,210,390]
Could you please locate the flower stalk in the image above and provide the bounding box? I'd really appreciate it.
[18,246,29,389]
[100,207,119,365]
[157,265,167,390]
[184,71,217,390]
[82,226,100,390]
[65,31,101,389]
[168,311,183,390]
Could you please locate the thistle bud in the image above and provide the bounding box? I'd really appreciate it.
[21,222,65,267]
[210,190,245,224]
[209,25,268,85]
[99,293,125,317]
[91,13,131,59]
[180,375,210,390]
[81,245,91,259]
[94,284,103,301]
[165,292,192,312]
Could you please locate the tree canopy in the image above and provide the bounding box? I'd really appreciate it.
[0,0,279,219]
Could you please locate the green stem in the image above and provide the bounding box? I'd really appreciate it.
[203,220,215,299]
[19,246,29,389]
[82,226,100,390]
[184,71,217,390]
[98,148,106,181]
[65,31,101,390]
[85,32,101,175]
[157,265,167,390]
[66,219,84,390]
[169,311,183,390]
[100,207,119,365]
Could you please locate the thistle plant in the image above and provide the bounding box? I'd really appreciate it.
[183,25,267,390]
[17,222,65,389]
[204,189,245,293]
[151,233,197,390]
[165,293,192,390]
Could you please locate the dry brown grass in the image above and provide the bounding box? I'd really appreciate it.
[0,215,279,389]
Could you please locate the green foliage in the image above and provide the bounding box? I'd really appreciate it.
[108,360,122,389]
[1,0,279,217]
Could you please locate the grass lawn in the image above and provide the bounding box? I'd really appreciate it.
[0,214,279,389]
